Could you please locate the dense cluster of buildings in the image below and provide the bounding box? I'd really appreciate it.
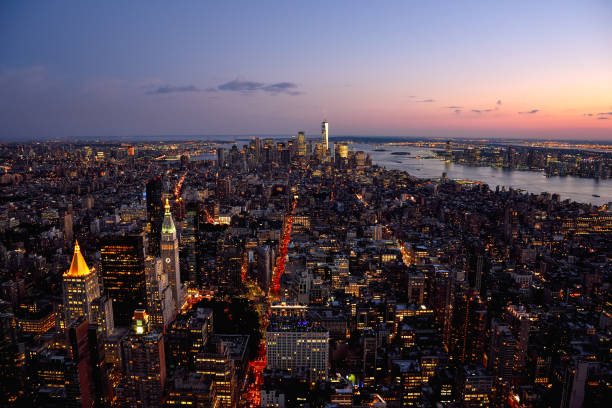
[0,124,610,407]
[437,141,612,179]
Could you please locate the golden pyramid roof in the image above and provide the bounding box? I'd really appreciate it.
[65,240,92,277]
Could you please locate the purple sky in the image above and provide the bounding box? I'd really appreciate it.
[1,1,611,141]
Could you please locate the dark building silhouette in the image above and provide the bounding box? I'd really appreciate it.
[101,233,147,327]
[66,317,94,408]
[146,177,164,257]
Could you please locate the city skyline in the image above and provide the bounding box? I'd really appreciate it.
[2,1,612,141]
[0,134,610,407]
[2,2,612,406]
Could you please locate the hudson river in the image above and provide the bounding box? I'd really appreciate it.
[194,140,611,206]
[357,144,612,206]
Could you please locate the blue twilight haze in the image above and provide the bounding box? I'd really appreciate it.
[1,0,611,140]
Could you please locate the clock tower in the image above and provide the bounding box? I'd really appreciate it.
[161,198,182,311]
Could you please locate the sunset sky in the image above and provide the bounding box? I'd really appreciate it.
[1,1,611,140]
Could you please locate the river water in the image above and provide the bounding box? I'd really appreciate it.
[193,141,611,206]
[355,144,611,206]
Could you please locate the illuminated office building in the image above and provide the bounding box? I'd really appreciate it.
[488,319,516,383]
[90,295,114,336]
[166,308,213,371]
[145,256,175,332]
[336,142,348,159]
[458,366,493,407]
[120,310,166,408]
[393,360,423,407]
[196,340,237,408]
[165,371,217,408]
[101,233,147,327]
[62,241,100,328]
[321,121,329,154]
[15,301,55,335]
[297,131,306,156]
[266,318,329,383]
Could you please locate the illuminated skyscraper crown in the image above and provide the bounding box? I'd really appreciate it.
[65,240,92,277]
[161,198,176,234]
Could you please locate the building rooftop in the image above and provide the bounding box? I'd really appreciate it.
[64,240,92,277]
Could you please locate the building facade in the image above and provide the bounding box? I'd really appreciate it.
[62,241,100,327]
[161,199,183,311]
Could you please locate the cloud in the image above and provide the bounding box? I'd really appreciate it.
[584,112,612,118]
[407,95,434,102]
[497,100,502,105]
[518,109,539,114]
[216,79,301,95]
[261,82,301,95]
[472,109,493,114]
[218,79,264,92]
[454,109,462,114]
[147,85,201,95]
[445,105,462,109]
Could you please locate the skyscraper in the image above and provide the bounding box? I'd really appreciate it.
[336,142,348,161]
[101,233,147,327]
[161,199,183,311]
[90,295,114,336]
[297,131,306,157]
[146,177,164,257]
[321,121,329,154]
[488,319,516,383]
[63,212,73,243]
[120,310,166,408]
[145,256,175,331]
[66,316,95,408]
[62,241,100,327]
